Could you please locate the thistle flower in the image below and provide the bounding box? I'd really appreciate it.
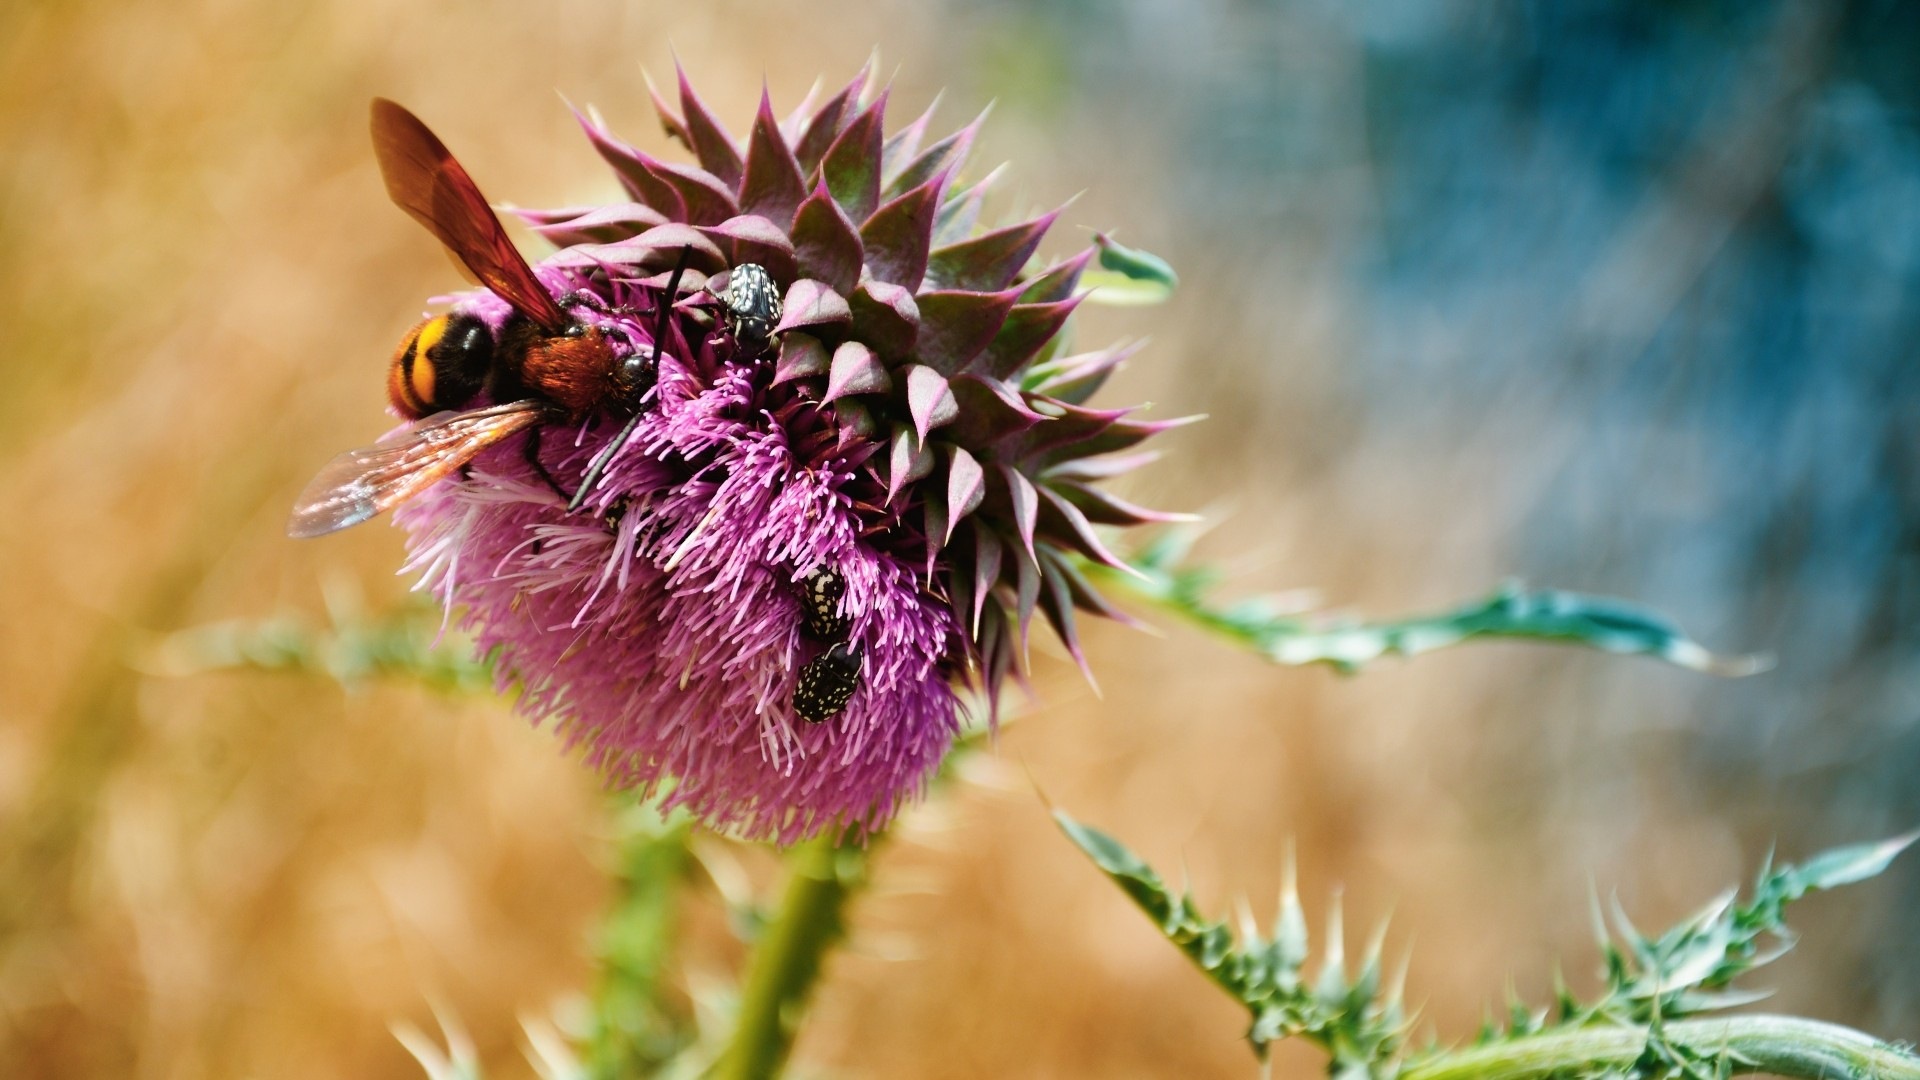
[395,62,1188,841]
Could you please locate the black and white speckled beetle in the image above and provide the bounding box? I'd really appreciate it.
[797,566,850,641]
[720,263,781,356]
[794,642,861,723]
[792,565,858,722]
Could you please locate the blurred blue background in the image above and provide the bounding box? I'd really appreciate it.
[948,0,1920,1031]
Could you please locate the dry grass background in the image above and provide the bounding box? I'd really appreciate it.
[0,2,1904,1078]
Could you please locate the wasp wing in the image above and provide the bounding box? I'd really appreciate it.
[370,98,570,333]
[287,400,546,538]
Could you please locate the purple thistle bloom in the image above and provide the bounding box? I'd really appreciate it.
[366,63,1191,841]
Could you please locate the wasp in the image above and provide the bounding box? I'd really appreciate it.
[289,99,686,538]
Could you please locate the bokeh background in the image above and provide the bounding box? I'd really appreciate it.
[4,0,1917,1076]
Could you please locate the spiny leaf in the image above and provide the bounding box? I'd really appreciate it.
[824,341,891,402]
[152,602,494,693]
[518,202,667,247]
[775,278,851,335]
[847,278,920,358]
[903,364,958,440]
[699,214,797,283]
[1019,247,1096,305]
[1062,810,1920,1080]
[974,296,1083,382]
[926,209,1061,293]
[1087,537,1766,678]
[912,288,1023,376]
[793,64,869,175]
[933,164,1003,246]
[1054,811,1408,1067]
[860,171,947,290]
[886,103,987,199]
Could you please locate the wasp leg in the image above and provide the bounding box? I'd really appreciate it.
[559,289,610,314]
[523,426,567,502]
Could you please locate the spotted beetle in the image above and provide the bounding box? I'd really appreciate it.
[721,263,781,356]
[794,641,862,723]
[797,566,850,641]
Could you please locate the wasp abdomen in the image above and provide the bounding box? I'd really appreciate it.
[388,312,492,418]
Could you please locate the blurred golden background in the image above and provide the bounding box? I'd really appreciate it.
[4,1,1916,1077]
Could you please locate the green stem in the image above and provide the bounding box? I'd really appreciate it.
[715,834,873,1080]
[1401,1016,1920,1080]
[585,817,693,1080]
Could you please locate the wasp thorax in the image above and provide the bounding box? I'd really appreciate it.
[616,346,658,398]
[722,263,781,355]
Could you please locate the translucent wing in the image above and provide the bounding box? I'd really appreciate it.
[287,401,546,538]
[370,98,570,332]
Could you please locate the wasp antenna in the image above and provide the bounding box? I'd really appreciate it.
[566,244,694,514]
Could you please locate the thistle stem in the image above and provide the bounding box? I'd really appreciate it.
[1401,1016,1920,1080]
[716,833,872,1080]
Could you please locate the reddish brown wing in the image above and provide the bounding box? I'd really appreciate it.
[370,98,570,332]
[287,401,546,538]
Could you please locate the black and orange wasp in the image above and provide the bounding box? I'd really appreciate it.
[288,98,686,538]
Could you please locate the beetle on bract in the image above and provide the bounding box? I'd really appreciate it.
[718,262,781,356]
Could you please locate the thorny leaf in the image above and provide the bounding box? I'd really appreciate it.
[1088,528,1767,677]
[150,597,494,693]
[1055,811,1407,1068]
[1060,809,1919,1079]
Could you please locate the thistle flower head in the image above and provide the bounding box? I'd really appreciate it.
[395,62,1188,841]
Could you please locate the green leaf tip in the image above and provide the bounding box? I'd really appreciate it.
[1790,828,1920,892]
[1082,233,1178,306]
